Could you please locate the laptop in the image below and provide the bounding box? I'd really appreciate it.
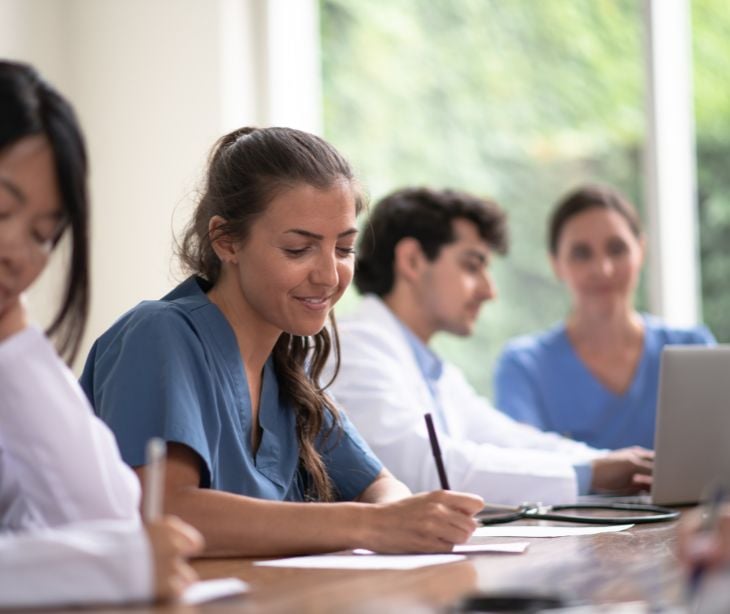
[651,345,730,506]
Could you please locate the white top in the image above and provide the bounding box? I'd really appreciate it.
[0,326,141,529]
[0,326,150,604]
[0,520,152,607]
[327,296,603,505]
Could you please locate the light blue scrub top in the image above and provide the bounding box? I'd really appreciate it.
[80,276,382,502]
[493,314,715,450]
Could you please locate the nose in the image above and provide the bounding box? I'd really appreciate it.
[595,255,614,277]
[478,270,497,302]
[0,228,31,278]
[310,249,339,288]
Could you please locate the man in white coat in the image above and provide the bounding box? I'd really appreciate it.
[326,187,653,505]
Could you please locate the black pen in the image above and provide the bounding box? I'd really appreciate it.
[424,413,451,490]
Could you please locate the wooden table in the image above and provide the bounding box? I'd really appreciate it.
[121,515,685,613]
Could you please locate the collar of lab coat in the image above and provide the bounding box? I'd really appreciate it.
[343,295,442,419]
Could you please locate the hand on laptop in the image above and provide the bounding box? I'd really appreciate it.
[590,447,654,494]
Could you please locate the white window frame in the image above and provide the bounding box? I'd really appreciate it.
[643,0,701,325]
[251,0,323,133]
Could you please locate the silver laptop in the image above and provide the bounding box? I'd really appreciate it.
[651,345,730,506]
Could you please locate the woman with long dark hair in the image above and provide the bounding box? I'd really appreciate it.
[0,60,202,607]
[82,126,484,556]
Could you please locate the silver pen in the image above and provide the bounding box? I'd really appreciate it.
[143,437,167,521]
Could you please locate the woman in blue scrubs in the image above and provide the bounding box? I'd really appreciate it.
[82,126,484,557]
[494,184,714,451]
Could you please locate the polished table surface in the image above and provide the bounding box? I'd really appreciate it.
[95,511,687,613]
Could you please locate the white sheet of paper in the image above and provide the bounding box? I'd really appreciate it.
[255,553,465,570]
[542,603,684,613]
[453,541,529,554]
[352,542,529,555]
[180,578,249,605]
[472,524,634,538]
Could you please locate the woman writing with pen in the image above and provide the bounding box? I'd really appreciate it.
[0,60,202,608]
[81,125,484,556]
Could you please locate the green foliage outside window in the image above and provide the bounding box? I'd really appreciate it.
[321,0,730,396]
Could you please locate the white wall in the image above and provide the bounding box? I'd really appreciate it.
[1,0,270,368]
[1,0,74,343]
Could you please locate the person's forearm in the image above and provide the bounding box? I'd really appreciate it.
[356,471,412,504]
[165,487,378,557]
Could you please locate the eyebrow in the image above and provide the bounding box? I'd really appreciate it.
[284,228,358,240]
[461,248,489,264]
[0,176,25,204]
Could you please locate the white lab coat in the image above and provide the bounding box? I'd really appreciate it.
[0,520,152,608]
[327,296,603,505]
[0,326,150,604]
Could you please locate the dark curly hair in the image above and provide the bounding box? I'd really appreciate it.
[355,187,508,297]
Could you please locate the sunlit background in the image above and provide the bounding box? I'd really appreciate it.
[2,0,728,397]
[320,0,730,395]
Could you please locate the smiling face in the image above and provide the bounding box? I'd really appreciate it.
[0,135,64,316]
[414,218,496,340]
[219,180,358,339]
[551,206,644,316]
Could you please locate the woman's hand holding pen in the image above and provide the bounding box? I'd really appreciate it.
[143,440,204,602]
[145,516,204,602]
[363,490,484,554]
[353,413,484,555]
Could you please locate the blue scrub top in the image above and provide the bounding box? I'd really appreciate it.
[80,276,382,502]
[493,314,715,450]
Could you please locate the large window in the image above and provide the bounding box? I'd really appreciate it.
[321,1,647,395]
